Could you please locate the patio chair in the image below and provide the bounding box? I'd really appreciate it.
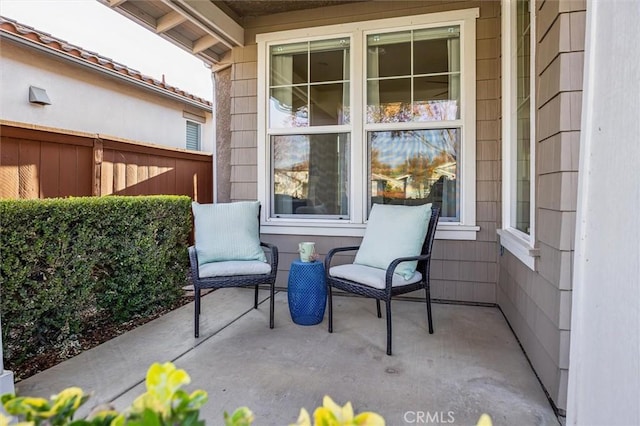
[189,201,278,337]
[325,204,440,355]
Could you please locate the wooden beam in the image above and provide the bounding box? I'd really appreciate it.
[179,0,244,47]
[155,10,186,33]
[108,0,128,7]
[192,34,218,54]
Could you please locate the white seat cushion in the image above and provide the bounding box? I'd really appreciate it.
[329,264,422,290]
[199,260,271,278]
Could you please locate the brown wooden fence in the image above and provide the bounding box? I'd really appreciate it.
[0,122,213,202]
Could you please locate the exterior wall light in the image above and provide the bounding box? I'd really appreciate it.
[29,86,51,105]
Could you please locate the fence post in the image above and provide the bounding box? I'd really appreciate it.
[93,138,103,196]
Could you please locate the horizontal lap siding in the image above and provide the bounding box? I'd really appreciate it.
[496,0,586,413]
[229,1,502,304]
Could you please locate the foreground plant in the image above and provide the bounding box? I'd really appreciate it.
[0,362,206,426]
[1,362,492,426]
[0,386,93,426]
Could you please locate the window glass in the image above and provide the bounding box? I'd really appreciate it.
[270,42,308,86]
[368,129,459,220]
[366,26,460,123]
[269,38,350,128]
[186,121,200,150]
[272,134,350,217]
[515,0,531,234]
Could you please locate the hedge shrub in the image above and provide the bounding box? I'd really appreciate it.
[0,196,192,372]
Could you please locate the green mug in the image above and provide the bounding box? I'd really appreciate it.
[298,242,316,262]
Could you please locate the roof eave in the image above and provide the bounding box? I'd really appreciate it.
[1,31,212,112]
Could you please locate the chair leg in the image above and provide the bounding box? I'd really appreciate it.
[194,287,201,338]
[385,299,392,356]
[269,282,275,329]
[254,285,259,309]
[376,299,382,318]
[328,285,334,333]
[425,283,434,334]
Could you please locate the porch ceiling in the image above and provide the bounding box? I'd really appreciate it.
[98,0,366,66]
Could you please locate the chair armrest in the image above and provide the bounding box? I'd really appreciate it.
[385,253,433,289]
[260,241,279,272]
[188,246,199,279]
[324,245,360,271]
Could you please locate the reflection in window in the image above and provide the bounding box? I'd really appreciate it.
[368,129,459,220]
[272,134,350,217]
[366,27,460,123]
[269,39,350,128]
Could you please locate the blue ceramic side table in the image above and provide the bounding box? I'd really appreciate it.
[288,260,326,325]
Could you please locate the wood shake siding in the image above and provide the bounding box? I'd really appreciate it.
[497,0,585,414]
[229,44,258,201]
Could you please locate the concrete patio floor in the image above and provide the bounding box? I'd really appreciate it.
[17,289,559,425]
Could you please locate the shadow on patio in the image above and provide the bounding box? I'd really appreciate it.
[17,289,559,425]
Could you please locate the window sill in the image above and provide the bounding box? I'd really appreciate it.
[497,228,539,270]
[261,221,479,240]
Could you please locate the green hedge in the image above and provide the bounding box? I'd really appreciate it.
[0,196,192,371]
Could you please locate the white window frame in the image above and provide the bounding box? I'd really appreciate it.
[499,0,538,269]
[257,8,479,239]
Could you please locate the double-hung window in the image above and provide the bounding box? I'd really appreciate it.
[500,0,537,268]
[257,9,478,238]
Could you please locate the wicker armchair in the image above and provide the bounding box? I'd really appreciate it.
[324,206,440,355]
[188,204,278,337]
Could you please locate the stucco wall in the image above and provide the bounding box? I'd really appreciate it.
[0,41,213,152]
[497,0,586,414]
[215,66,232,202]
[227,0,501,303]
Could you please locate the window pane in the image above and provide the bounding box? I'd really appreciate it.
[413,29,460,75]
[270,42,308,86]
[516,90,530,234]
[310,38,350,83]
[413,75,460,121]
[367,26,461,124]
[369,129,459,220]
[366,78,411,123]
[270,39,350,129]
[310,83,350,125]
[515,0,531,234]
[270,87,308,128]
[186,121,200,150]
[367,32,411,78]
[272,133,350,217]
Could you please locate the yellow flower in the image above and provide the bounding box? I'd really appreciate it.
[292,396,385,426]
[3,396,50,419]
[50,387,85,413]
[477,413,493,426]
[145,362,191,403]
[130,361,201,420]
[293,408,311,426]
